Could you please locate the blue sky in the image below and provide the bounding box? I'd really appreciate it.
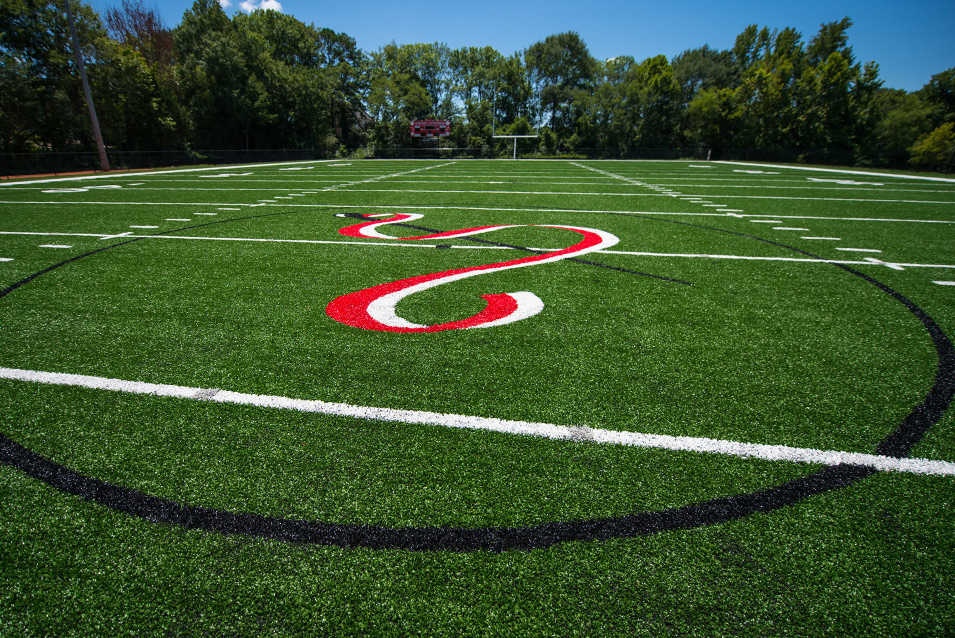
[92,0,952,91]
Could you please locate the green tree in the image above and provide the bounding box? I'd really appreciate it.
[525,32,596,134]
[671,45,738,108]
[175,2,345,151]
[577,56,634,152]
[909,122,955,171]
[364,43,431,149]
[101,0,184,150]
[447,45,503,147]
[0,0,109,152]
[627,54,681,148]
[919,67,955,126]
[174,0,253,148]
[683,87,738,153]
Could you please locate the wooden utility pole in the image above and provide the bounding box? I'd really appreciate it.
[65,0,109,171]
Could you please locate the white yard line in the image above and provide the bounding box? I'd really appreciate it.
[322,188,955,205]
[7,230,947,270]
[0,231,108,238]
[2,200,954,225]
[1,366,951,476]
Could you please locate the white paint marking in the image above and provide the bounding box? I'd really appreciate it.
[6,199,954,226]
[166,218,191,221]
[39,244,71,248]
[0,231,103,238]
[99,231,133,241]
[194,212,217,216]
[129,234,509,251]
[750,220,783,223]
[1,366,952,476]
[127,234,955,270]
[933,281,955,286]
[129,225,159,229]
[717,161,955,183]
[217,207,240,210]
[0,257,12,262]
[807,177,884,186]
[0,160,346,187]
[836,247,882,253]
[864,257,905,271]
[199,173,253,178]
[773,227,810,231]
[802,237,842,241]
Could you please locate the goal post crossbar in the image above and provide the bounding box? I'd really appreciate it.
[492,135,539,160]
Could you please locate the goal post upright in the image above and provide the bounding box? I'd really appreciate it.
[492,135,539,160]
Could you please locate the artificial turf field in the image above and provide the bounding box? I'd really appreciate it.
[1,158,954,635]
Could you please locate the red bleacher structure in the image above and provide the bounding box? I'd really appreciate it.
[410,120,450,138]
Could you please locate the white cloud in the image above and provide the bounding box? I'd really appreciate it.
[238,0,282,11]
[218,0,231,7]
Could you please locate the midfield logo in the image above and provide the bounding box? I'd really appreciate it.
[326,213,619,332]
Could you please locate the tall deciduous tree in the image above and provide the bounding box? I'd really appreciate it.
[0,0,109,152]
[671,45,738,108]
[525,32,596,133]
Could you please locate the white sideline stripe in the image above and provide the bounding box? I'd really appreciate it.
[0,257,12,261]
[773,227,810,231]
[0,160,341,186]
[39,244,71,248]
[802,237,841,240]
[933,281,955,286]
[716,161,955,183]
[0,366,952,476]
[836,247,882,253]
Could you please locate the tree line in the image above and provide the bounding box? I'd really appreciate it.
[1,0,953,171]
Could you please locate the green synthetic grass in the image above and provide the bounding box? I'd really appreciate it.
[1,159,954,635]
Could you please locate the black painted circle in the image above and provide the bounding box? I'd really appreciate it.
[1,207,952,552]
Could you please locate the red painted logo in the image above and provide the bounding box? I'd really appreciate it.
[326,214,619,332]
